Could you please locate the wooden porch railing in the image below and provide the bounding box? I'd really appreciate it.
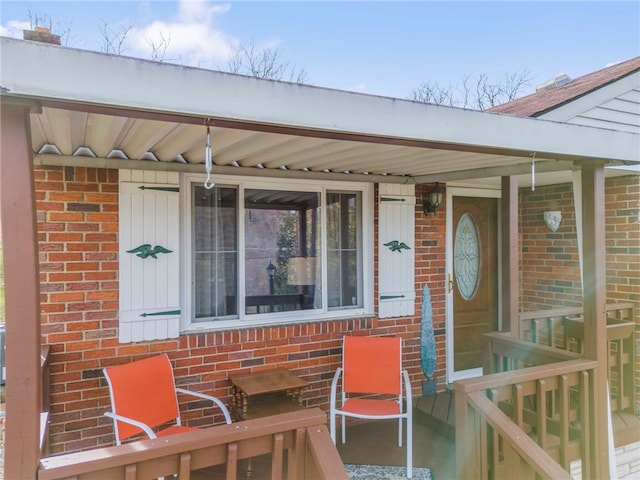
[455,303,636,479]
[518,303,636,413]
[455,358,598,480]
[482,332,580,373]
[38,408,348,480]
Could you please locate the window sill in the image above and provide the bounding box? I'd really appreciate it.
[181,309,374,334]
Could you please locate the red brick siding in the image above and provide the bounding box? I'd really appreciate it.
[36,165,639,453]
[605,177,640,307]
[520,176,639,311]
[520,175,640,414]
[604,176,640,415]
[415,184,447,391]
[37,168,446,454]
[520,183,582,309]
[36,166,120,453]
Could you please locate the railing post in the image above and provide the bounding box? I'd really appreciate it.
[288,427,305,480]
[581,161,609,478]
[482,334,494,374]
[271,433,284,479]
[500,176,519,337]
[454,383,480,479]
[0,99,42,480]
[226,442,238,480]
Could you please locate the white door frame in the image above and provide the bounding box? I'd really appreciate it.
[445,186,502,384]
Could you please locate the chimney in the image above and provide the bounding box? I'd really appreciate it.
[23,26,61,45]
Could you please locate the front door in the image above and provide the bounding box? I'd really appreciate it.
[446,188,500,382]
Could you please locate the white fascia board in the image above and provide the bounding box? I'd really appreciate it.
[538,71,640,122]
[1,37,639,165]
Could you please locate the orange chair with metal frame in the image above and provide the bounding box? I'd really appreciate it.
[329,335,413,478]
[103,353,232,445]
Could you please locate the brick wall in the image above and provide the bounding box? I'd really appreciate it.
[520,175,639,312]
[603,176,640,416]
[36,166,120,453]
[35,165,639,454]
[520,175,640,414]
[520,183,582,309]
[604,176,640,307]
[36,167,446,454]
[415,184,447,391]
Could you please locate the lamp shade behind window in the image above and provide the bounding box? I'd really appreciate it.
[288,257,316,286]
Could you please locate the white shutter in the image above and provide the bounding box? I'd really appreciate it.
[378,184,416,318]
[119,178,180,343]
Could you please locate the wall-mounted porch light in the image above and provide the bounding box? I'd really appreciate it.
[423,182,443,215]
[543,210,562,232]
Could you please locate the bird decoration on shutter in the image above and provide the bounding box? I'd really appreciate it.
[127,244,173,259]
[384,240,411,252]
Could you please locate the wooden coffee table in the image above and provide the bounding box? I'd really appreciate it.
[229,368,308,478]
[229,368,308,421]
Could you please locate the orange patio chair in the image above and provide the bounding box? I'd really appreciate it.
[103,353,232,445]
[329,335,413,478]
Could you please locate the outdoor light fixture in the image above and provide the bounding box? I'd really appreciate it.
[543,210,562,232]
[266,260,276,295]
[423,182,443,215]
[266,260,276,278]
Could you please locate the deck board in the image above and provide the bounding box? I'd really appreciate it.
[415,392,455,438]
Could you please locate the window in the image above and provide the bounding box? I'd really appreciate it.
[244,189,320,315]
[183,175,373,330]
[193,185,238,320]
[327,192,362,309]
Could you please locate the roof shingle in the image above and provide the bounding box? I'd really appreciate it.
[488,57,640,117]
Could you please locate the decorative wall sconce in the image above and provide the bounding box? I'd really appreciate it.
[423,182,443,215]
[543,210,562,232]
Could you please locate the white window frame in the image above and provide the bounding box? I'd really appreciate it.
[180,173,374,332]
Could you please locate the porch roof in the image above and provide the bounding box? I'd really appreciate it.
[1,37,638,186]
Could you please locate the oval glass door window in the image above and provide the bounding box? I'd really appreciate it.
[454,213,480,300]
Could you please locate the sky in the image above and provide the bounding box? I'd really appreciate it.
[1,1,639,100]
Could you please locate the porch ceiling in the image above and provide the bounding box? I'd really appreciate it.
[30,105,574,182]
[26,105,639,187]
[2,37,639,185]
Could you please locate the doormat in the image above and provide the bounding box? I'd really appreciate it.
[344,464,432,480]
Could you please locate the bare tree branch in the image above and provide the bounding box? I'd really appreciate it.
[56,18,74,46]
[27,9,51,31]
[411,70,532,110]
[147,30,171,62]
[99,20,133,55]
[410,81,455,106]
[502,70,534,102]
[226,41,307,83]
